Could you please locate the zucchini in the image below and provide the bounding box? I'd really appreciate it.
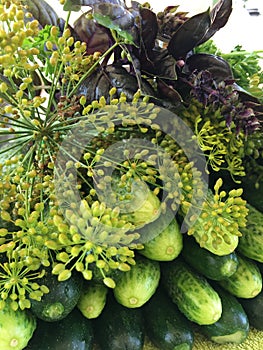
[143,287,194,350]
[26,307,94,350]
[113,254,160,308]
[199,285,249,344]
[138,213,183,261]
[77,281,108,319]
[239,289,263,330]
[237,204,263,262]
[182,235,238,280]
[0,302,36,350]
[161,258,222,325]
[218,253,262,298]
[30,268,83,321]
[94,293,144,350]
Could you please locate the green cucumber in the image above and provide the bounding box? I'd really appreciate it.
[30,269,83,322]
[0,302,36,350]
[113,254,160,308]
[182,235,238,280]
[139,214,183,261]
[218,253,262,298]
[239,289,263,330]
[199,285,249,344]
[77,281,108,319]
[161,258,222,325]
[26,307,94,350]
[241,176,263,213]
[237,204,263,262]
[143,287,194,350]
[94,293,144,350]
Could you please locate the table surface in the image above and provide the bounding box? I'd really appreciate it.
[144,328,263,350]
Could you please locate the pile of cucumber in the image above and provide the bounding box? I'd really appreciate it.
[21,201,263,350]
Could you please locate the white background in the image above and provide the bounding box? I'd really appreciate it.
[44,0,263,56]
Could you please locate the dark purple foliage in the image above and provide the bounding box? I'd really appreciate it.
[27,0,262,134]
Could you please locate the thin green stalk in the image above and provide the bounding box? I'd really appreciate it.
[221,50,263,59]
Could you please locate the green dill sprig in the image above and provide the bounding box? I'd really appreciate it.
[187,178,248,256]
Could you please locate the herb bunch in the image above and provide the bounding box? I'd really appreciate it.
[0,0,262,310]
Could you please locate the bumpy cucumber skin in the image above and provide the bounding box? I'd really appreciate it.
[182,236,238,280]
[139,215,183,261]
[143,287,194,350]
[113,254,160,308]
[218,253,262,298]
[77,282,108,319]
[0,303,36,350]
[94,294,144,350]
[199,286,249,344]
[161,259,222,325]
[26,307,94,350]
[237,204,263,263]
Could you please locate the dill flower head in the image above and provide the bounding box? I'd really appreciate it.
[187,178,248,256]
[2,0,258,312]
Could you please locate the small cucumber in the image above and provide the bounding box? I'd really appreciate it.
[218,253,262,298]
[0,302,36,350]
[94,293,144,350]
[26,307,94,350]
[239,289,263,330]
[143,287,194,350]
[139,214,183,261]
[182,235,238,280]
[238,204,263,262]
[161,258,222,325]
[113,254,160,308]
[30,269,83,322]
[77,281,108,319]
[199,285,249,344]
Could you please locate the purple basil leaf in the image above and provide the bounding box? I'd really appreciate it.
[167,9,211,60]
[157,79,183,104]
[183,53,233,82]
[140,7,158,52]
[151,49,178,80]
[26,0,59,27]
[73,12,113,54]
[197,0,233,45]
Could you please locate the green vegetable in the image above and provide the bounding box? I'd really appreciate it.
[115,177,162,229]
[77,281,108,319]
[0,302,36,350]
[26,307,94,350]
[113,254,160,308]
[94,294,144,350]
[242,178,263,213]
[143,287,194,350]
[161,258,222,325]
[139,214,183,261]
[30,269,83,322]
[239,289,263,331]
[237,204,263,262]
[199,286,249,344]
[182,235,239,280]
[218,253,262,298]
